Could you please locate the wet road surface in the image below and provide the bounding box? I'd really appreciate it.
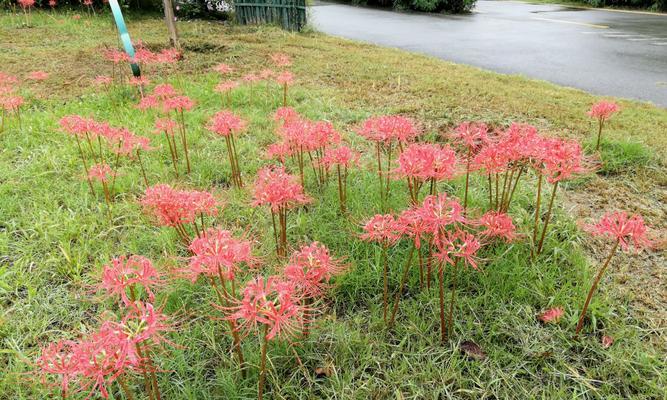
[311,0,667,107]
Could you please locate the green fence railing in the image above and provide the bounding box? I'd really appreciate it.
[235,0,307,31]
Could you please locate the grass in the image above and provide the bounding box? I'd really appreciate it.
[1,9,666,400]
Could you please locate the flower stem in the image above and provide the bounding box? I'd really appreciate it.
[388,243,416,327]
[445,259,460,342]
[438,261,446,342]
[575,239,619,336]
[258,325,269,400]
[536,181,559,255]
[382,243,389,322]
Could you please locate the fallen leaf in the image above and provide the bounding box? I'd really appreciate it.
[314,366,332,378]
[538,307,564,323]
[460,340,487,360]
[601,335,614,349]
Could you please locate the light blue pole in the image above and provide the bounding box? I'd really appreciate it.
[108,0,141,77]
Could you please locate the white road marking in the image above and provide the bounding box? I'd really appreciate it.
[651,42,667,45]
[603,34,635,37]
[627,37,656,41]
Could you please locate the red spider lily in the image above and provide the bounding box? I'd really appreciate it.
[154,117,180,176]
[588,101,620,150]
[0,95,24,131]
[474,211,516,242]
[265,141,293,165]
[275,71,294,107]
[601,335,614,348]
[100,255,161,306]
[535,138,591,255]
[88,163,114,204]
[129,76,150,98]
[416,193,466,236]
[37,340,80,399]
[227,275,304,400]
[273,106,299,123]
[140,184,221,242]
[242,73,260,102]
[274,115,341,187]
[575,211,652,335]
[270,52,292,68]
[322,145,360,212]
[184,227,253,376]
[27,70,49,81]
[93,75,112,88]
[358,115,420,208]
[450,122,489,210]
[185,228,254,283]
[433,228,481,341]
[207,110,247,187]
[360,214,403,322]
[215,80,239,107]
[252,166,311,256]
[213,63,234,74]
[18,0,35,24]
[49,0,56,8]
[140,87,194,173]
[393,143,458,204]
[283,242,345,298]
[102,48,131,83]
[538,307,564,324]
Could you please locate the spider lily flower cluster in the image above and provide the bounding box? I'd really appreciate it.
[59,115,153,203]
[206,110,247,187]
[587,100,620,151]
[38,256,169,400]
[140,184,220,242]
[0,72,24,132]
[268,107,345,188]
[139,84,194,174]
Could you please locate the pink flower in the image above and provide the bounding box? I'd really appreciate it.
[396,207,431,249]
[475,211,516,242]
[273,106,299,123]
[451,121,489,152]
[0,96,24,112]
[18,0,35,9]
[37,340,80,397]
[27,70,49,81]
[251,165,311,212]
[155,48,181,63]
[358,115,420,144]
[588,101,620,121]
[394,143,458,182]
[538,307,564,323]
[360,214,402,245]
[259,69,274,80]
[185,228,254,282]
[103,49,130,64]
[93,75,112,86]
[140,184,220,227]
[119,302,171,346]
[206,110,247,137]
[433,229,481,269]
[586,211,652,252]
[416,193,466,235]
[270,53,292,67]
[275,71,294,85]
[242,73,260,83]
[88,163,114,183]
[322,145,360,168]
[227,276,304,340]
[154,118,177,134]
[0,72,18,88]
[100,255,161,306]
[541,138,590,183]
[163,95,194,113]
[265,141,293,163]
[213,63,234,74]
[129,76,150,86]
[283,242,345,297]
[215,80,239,93]
[59,115,99,138]
[152,83,177,99]
[48,0,57,7]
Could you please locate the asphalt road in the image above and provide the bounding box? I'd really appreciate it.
[311,0,667,107]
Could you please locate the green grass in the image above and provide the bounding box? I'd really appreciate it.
[1,10,666,400]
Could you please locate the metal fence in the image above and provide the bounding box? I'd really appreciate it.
[235,0,307,31]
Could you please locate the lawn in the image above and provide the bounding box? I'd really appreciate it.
[1,8,666,400]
